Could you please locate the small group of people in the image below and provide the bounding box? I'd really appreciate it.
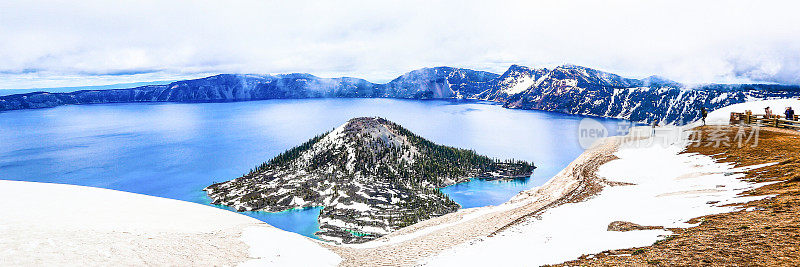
[698,105,797,126]
[764,106,796,120]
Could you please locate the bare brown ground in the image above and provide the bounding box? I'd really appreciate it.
[327,136,634,267]
[556,126,800,266]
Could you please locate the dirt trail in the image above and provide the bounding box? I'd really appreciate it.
[328,135,636,266]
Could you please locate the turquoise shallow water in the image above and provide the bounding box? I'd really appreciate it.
[0,98,628,238]
[440,177,533,209]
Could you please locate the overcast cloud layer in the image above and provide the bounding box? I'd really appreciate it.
[2,0,799,89]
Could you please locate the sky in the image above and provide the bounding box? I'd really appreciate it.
[2,0,800,89]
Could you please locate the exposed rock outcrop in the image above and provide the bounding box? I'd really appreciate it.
[606,221,664,232]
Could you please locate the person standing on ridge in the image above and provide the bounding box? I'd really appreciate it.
[701,107,708,126]
[651,120,657,136]
[786,107,796,121]
[765,107,773,119]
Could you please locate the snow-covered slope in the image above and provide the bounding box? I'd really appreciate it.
[382,67,500,99]
[474,64,549,102]
[0,180,340,266]
[424,128,775,266]
[205,117,534,244]
[488,65,800,125]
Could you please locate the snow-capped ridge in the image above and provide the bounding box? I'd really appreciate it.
[4,64,800,125]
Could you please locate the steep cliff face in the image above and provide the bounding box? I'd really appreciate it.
[380,67,500,99]
[494,66,800,124]
[500,65,672,122]
[205,117,533,244]
[3,65,800,125]
[474,64,550,102]
[0,68,494,111]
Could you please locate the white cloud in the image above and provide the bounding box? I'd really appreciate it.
[1,0,799,89]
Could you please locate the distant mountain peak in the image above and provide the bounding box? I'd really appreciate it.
[642,75,682,88]
[555,63,582,69]
[507,64,533,71]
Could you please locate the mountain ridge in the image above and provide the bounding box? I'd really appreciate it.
[2,64,800,124]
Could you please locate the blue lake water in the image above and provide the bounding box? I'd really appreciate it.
[0,98,628,239]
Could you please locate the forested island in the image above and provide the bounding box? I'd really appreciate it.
[205,117,534,243]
